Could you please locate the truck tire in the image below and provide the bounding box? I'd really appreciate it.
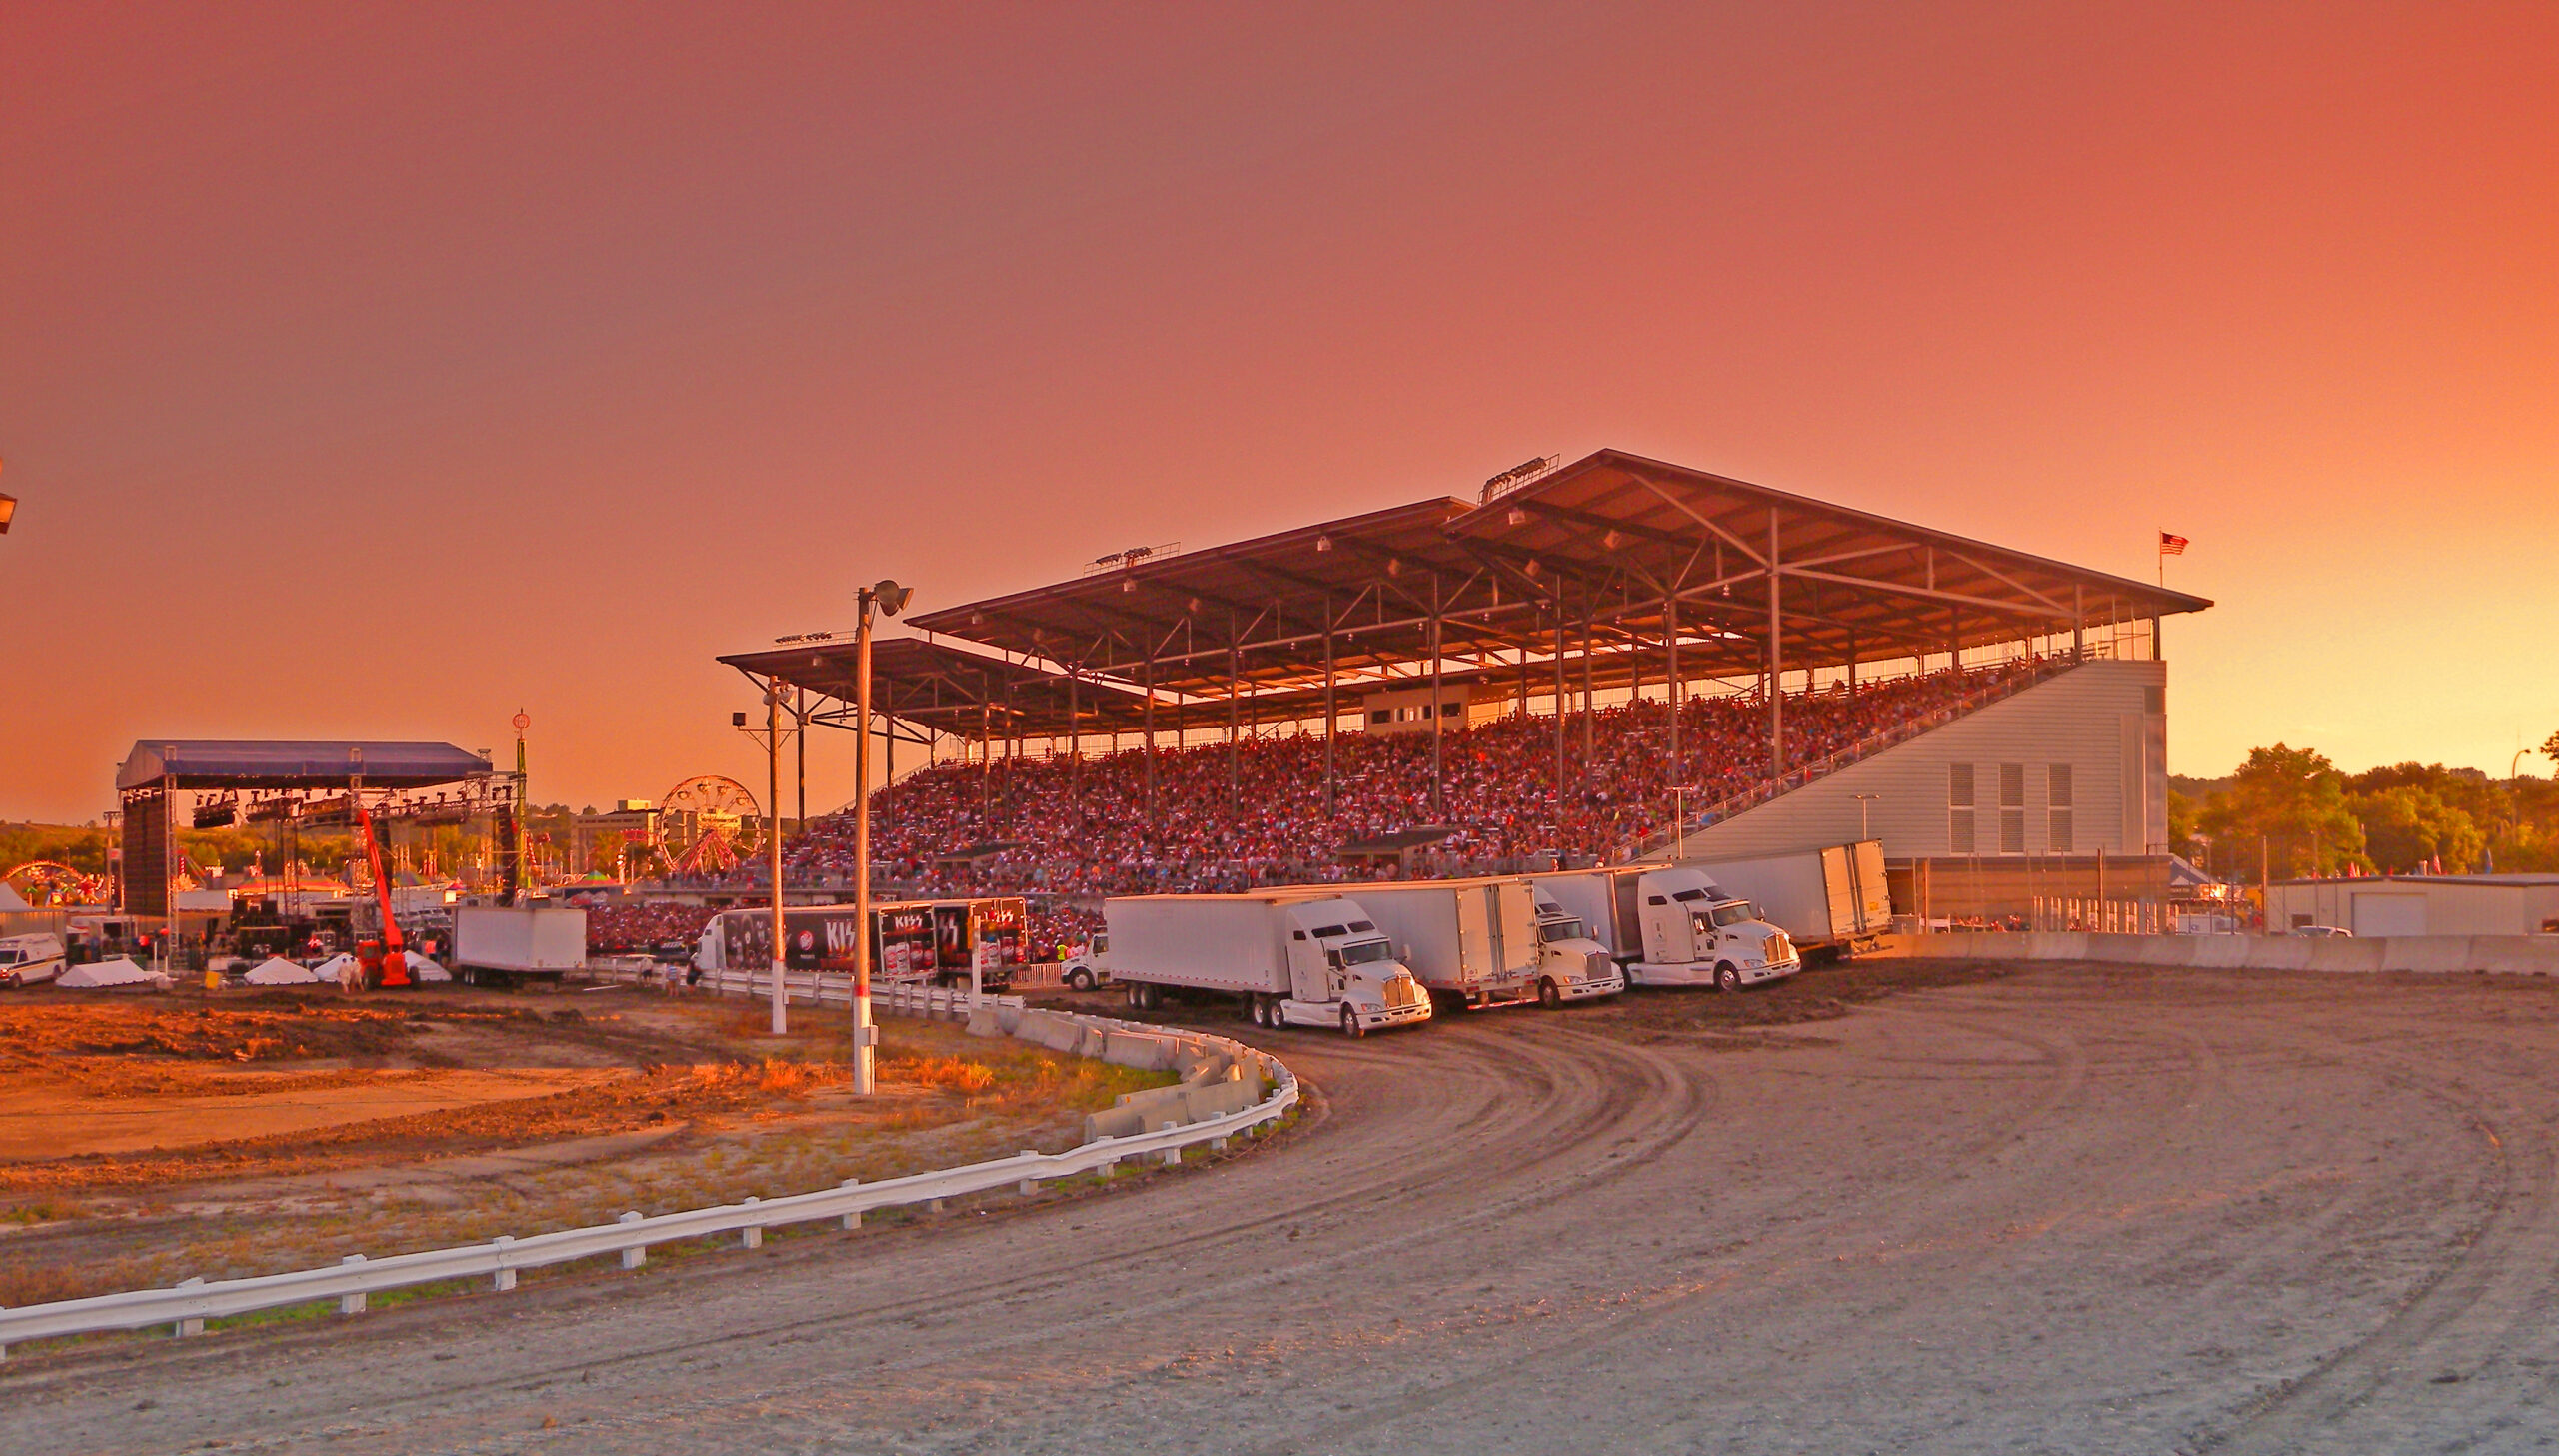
[1066,966,1095,992]
[1715,961,1741,993]
[1536,976,1561,1009]
[1340,1005,1363,1038]
[1126,982,1144,1010]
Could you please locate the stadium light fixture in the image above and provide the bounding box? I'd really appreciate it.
[1314,534,1332,553]
[845,576,914,1097]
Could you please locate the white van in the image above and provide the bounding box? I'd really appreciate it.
[0,932,68,988]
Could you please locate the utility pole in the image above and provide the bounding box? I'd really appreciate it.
[767,686,787,1034]
[852,579,913,1096]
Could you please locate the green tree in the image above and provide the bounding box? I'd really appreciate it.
[2195,744,2367,880]
[2351,785,2484,873]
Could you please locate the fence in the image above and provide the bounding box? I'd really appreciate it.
[2029,897,2173,935]
[0,991,1294,1359]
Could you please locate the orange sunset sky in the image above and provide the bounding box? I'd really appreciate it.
[2,2,2552,824]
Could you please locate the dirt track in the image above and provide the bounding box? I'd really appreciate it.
[11,963,2559,1454]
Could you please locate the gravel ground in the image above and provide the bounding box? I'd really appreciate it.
[9,962,2559,1454]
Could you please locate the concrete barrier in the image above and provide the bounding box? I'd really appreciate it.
[1890,930,2559,976]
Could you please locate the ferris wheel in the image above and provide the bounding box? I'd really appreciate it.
[652,775,764,875]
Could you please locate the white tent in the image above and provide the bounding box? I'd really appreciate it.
[405,951,452,982]
[57,956,173,990]
[314,952,359,983]
[0,880,31,911]
[243,956,319,985]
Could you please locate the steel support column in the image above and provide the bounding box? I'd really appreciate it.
[1143,654,1157,810]
[1665,591,1681,788]
[1227,616,1241,806]
[1552,589,1566,812]
[1322,604,1337,817]
[1581,592,1595,769]
[1768,509,1784,779]
[1430,577,1445,817]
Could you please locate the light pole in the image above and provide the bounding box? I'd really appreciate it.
[1851,792,1880,842]
[733,696,796,1034]
[851,578,914,1096]
[1670,785,1695,861]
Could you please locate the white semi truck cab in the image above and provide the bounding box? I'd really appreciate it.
[1526,891,1627,1003]
[1625,867,1799,990]
[1287,904,1434,1033]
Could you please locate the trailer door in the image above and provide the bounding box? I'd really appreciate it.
[1495,881,1540,975]
[1455,886,1491,985]
[1819,846,1855,941]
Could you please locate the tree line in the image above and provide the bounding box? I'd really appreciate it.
[2171,731,2559,881]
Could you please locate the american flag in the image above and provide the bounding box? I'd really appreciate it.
[2159,532,2189,556]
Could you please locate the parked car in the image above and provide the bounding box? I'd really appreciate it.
[2292,924,2354,938]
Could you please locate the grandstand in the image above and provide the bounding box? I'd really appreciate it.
[719,450,2208,920]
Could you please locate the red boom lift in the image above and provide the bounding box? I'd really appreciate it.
[354,799,412,989]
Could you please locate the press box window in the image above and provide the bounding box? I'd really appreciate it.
[1999,763,2026,854]
[2047,764,2074,853]
[1948,763,1976,855]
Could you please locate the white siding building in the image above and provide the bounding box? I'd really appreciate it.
[2266,876,2559,938]
[1672,659,2170,862]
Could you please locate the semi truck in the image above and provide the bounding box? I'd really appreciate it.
[1350,876,1622,1010]
[693,897,1027,989]
[1529,866,1799,990]
[1679,841,1892,960]
[1101,892,1432,1037]
[450,904,588,986]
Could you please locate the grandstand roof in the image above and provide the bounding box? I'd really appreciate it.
[1449,449,2211,671]
[732,449,2211,742]
[720,635,1161,739]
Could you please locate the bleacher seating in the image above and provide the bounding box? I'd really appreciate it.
[768,659,2046,902]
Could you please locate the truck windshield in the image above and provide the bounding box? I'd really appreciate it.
[1336,938,1395,966]
[1540,918,1585,943]
[1710,902,1759,928]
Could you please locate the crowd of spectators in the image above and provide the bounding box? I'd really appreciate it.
[755,658,2046,904]
[588,902,718,953]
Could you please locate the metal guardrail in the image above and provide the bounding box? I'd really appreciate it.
[0,1007,1293,1358]
[579,960,1026,1018]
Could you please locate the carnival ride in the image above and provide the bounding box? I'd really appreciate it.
[651,775,763,876]
[3,860,113,907]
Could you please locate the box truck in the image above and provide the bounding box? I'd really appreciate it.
[1680,841,1892,960]
[695,897,1026,989]
[1529,866,1798,990]
[1101,892,1432,1037]
[451,905,588,986]
[1353,877,1622,1009]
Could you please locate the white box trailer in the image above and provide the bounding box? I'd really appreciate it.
[1681,841,1892,959]
[1102,892,1432,1037]
[1528,866,1799,990]
[1353,876,1621,1009]
[451,905,588,985]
